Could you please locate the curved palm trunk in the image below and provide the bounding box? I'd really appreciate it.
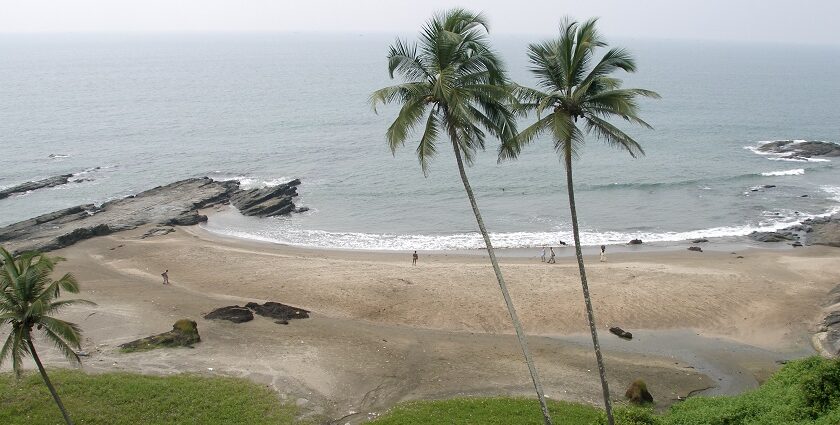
[27,339,75,425]
[564,147,614,425]
[451,140,553,425]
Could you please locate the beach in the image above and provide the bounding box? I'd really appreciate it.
[11,219,839,422]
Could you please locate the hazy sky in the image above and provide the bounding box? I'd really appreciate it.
[2,0,839,45]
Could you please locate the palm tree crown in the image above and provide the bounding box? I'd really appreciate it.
[502,17,659,161]
[370,7,518,174]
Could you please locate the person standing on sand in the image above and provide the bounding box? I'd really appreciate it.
[548,247,556,264]
[412,251,418,265]
[600,245,607,262]
[161,269,169,285]
[540,246,546,262]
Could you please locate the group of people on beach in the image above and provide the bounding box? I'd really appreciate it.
[541,244,607,263]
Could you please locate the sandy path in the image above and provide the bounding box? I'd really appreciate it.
[5,225,839,423]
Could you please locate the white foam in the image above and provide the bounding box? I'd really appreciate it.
[212,175,294,190]
[760,169,804,176]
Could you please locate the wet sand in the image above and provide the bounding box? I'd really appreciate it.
[5,222,840,423]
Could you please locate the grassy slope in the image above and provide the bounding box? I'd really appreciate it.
[0,370,301,425]
[372,357,840,425]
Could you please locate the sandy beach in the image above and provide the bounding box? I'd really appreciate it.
[6,220,840,423]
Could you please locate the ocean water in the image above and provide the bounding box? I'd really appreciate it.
[1,33,838,250]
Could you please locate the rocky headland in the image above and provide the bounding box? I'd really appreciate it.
[749,214,840,248]
[0,176,305,253]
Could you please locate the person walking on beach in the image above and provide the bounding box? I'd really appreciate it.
[547,247,556,264]
[412,251,418,265]
[161,269,169,285]
[540,246,546,262]
[600,245,607,262]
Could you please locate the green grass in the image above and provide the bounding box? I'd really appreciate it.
[0,370,303,425]
[372,357,840,425]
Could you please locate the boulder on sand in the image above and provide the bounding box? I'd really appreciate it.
[688,246,703,252]
[625,379,654,405]
[628,239,643,245]
[245,301,310,323]
[204,306,254,323]
[609,326,633,340]
[119,319,201,352]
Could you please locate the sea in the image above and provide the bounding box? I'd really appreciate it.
[1,33,839,250]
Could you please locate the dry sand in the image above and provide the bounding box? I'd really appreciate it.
[5,222,840,423]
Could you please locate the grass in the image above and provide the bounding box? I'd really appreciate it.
[0,370,303,425]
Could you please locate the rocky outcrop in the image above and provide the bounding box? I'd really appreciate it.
[749,231,798,243]
[0,176,310,253]
[230,179,301,217]
[245,301,309,324]
[625,379,654,405]
[204,306,254,323]
[0,178,237,253]
[691,238,709,243]
[688,246,703,252]
[758,140,840,159]
[609,326,633,340]
[628,239,643,245]
[204,302,309,325]
[750,214,840,247]
[119,319,201,352]
[0,174,74,200]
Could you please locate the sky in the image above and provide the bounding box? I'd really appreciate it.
[2,0,839,45]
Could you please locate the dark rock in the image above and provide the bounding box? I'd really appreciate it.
[823,284,840,307]
[749,231,797,243]
[0,174,74,200]
[230,179,303,218]
[204,306,254,323]
[757,140,840,159]
[802,195,810,197]
[142,226,175,239]
[245,301,310,322]
[167,211,208,226]
[119,319,200,352]
[688,246,703,252]
[792,241,803,247]
[625,379,654,405]
[609,326,633,340]
[295,207,310,213]
[628,239,643,245]
[691,238,708,243]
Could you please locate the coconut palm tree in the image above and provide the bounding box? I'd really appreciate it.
[0,247,94,425]
[501,18,659,425]
[370,8,553,424]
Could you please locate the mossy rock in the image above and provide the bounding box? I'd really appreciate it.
[625,379,654,405]
[120,319,201,353]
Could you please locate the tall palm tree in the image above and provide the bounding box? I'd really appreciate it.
[501,18,659,425]
[370,8,553,424]
[0,247,93,425]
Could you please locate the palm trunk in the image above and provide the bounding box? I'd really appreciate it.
[451,140,553,425]
[27,339,75,425]
[564,146,614,425]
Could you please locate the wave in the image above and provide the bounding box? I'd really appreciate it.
[202,213,818,251]
[761,169,804,176]
[210,173,295,190]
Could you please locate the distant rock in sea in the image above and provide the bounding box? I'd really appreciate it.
[758,140,840,160]
[0,174,74,200]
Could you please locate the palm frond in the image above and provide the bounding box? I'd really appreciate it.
[584,115,646,157]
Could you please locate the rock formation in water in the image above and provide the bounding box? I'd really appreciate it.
[757,140,840,160]
[0,174,74,200]
[230,178,302,217]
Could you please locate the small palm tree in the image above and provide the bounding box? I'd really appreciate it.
[0,247,93,425]
[371,8,553,424]
[502,18,659,425]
